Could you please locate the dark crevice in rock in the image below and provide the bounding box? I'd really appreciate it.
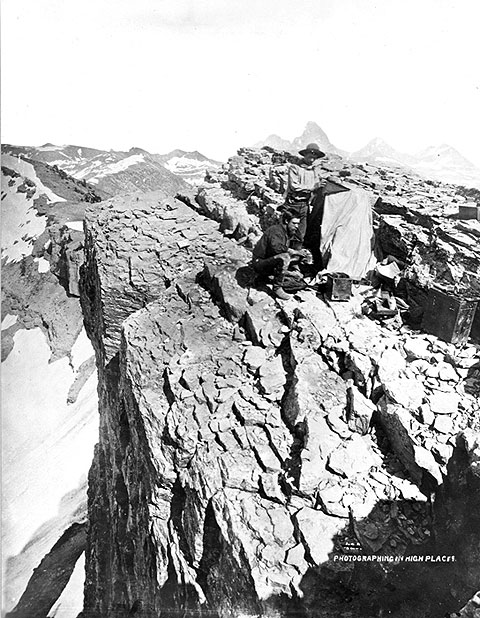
[213,434,229,453]
[197,504,263,617]
[277,333,308,489]
[169,479,195,568]
[196,502,222,612]
[115,473,129,511]
[159,545,202,617]
[119,403,131,450]
[163,369,177,408]
[195,266,245,324]
[282,427,305,490]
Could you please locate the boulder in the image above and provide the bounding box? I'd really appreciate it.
[428,391,461,415]
[295,507,345,565]
[377,397,443,485]
[328,434,379,478]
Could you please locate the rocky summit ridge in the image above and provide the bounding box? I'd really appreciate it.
[75,146,480,617]
[3,141,480,617]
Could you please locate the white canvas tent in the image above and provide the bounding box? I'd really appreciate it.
[320,187,377,280]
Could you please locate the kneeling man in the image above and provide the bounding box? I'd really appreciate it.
[252,209,309,300]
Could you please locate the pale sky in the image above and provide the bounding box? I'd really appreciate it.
[2,0,480,164]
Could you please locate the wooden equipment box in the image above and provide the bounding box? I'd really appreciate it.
[421,287,478,346]
[459,203,480,221]
[324,273,353,301]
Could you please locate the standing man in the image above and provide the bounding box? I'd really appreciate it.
[252,209,309,300]
[285,142,327,250]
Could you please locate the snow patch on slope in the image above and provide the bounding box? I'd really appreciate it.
[165,156,211,172]
[4,155,66,203]
[70,327,94,371]
[164,155,220,185]
[1,154,67,263]
[37,145,65,152]
[70,159,104,180]
[1,180,48,263]
[86,154,145,184]
[2,327,98,608]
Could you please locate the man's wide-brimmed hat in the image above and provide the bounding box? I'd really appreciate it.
[299,143,326,158]
[281,207,301,222]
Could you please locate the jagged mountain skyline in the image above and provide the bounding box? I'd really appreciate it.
[4,118,480,191]
[256,121,480,189]
[2,143,223,189]
[3,1,479,176]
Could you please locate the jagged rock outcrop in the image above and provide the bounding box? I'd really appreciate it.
[1,254,84,362]
[1,153,99,360]
[81,151,479,617]
[1,154,99,615]
[191,146,480,300]
[178,147,480,483]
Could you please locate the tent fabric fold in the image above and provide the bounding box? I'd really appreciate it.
[319,188,376,280]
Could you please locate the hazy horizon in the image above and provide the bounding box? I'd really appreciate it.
[2,0,479,165]
[3,123,479,168]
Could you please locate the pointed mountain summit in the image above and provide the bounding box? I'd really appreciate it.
[256,121,344,156]
[411,144,480,187]
[128,146,150,156]
[349,138,480,188]
[350,138,415,168]
[156,149,222,164]
[291,121,333,152]
[256,134,293,151]
[415,144,477,171]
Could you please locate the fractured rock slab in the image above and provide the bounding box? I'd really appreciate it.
[295,507,345,566]
[328,434,381,478]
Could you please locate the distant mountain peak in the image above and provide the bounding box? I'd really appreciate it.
[292,122,332,150]
[254,134,292,151]
[129,146,149,155]
[351,138,411,163]
[367,137,391,147]
[256,121,344,156]
[348,137,479,187]
[416,144,466,158]
[302,120,329,138]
